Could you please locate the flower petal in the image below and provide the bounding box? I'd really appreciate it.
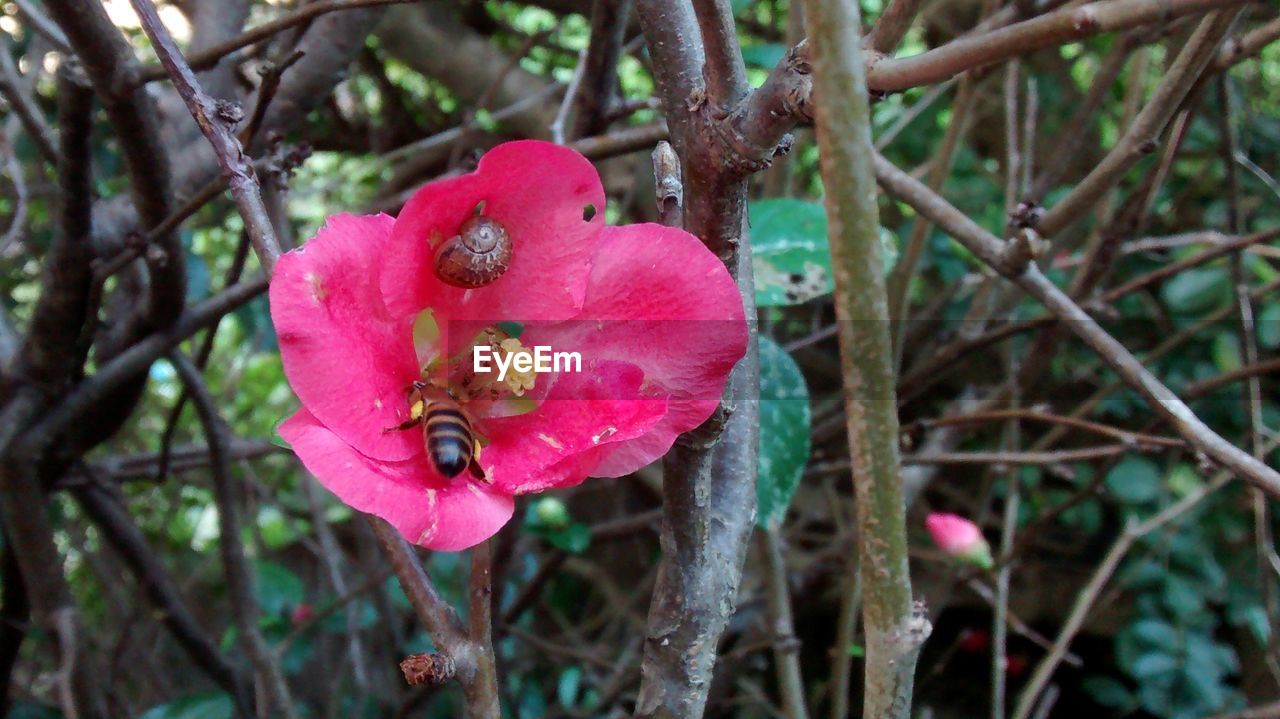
[381,140,606,322]
[480,361,667,494]
[544,224,748,476]
[270,214,424,461]
[280,409,514,551]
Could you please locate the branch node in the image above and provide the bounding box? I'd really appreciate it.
[651,141,683,226]
[997,228,1049,275]
[1007,201,1044,230]
[705,103,783,177]
[677,400,734,449]
[400,652,456,686]
[214,99,245,127]
[686,87,707,113]
[144,243,170,268]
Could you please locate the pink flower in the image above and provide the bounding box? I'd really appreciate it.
[925,512,993,569]
[271,141,746,551]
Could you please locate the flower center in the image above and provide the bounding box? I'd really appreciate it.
[410,310,544,423]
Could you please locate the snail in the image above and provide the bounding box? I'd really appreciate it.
[433,214,513,288]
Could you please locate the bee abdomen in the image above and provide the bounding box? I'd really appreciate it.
[425,406,474,479]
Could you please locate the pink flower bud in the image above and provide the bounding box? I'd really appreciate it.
[290,603,314,627]
[926,513,993,569]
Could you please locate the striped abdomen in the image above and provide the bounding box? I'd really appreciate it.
[424,401,474,478]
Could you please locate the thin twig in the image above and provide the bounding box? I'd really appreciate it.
[0,46,58,167]
[136,0,415,83]
[551,48,589,144]
[1036,9,1241,239]
[168,352,300,719]
[467,540,501,716]
[872,150,1280,496]
[130,0,283,274]
[759,528,810,719]
[23,276,268,450]
[1010,469,1239,719]
[0,132,29,254]
[913,409,1184,449]
[865,0,1246,92]
[72,477,251,713]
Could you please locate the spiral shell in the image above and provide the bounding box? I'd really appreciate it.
[433,215,512,288]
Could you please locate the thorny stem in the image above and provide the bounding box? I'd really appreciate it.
[803,1,930,718]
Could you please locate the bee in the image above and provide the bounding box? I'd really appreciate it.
[388,381,486,481]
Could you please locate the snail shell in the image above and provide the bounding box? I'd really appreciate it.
[433,215,512,288]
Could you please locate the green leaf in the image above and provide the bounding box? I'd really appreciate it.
[756,336,811,527]
[1130,651,1178,680]
[557,666,582,708]
[1257,302,1280,349]
[523,501,591,553]
[1161,267,1230,316]
[751,198,832,306]
[547,522,591,554]
[6,703,64,719]
[474,108,498,132]
[1163,574,1205,619]
[184,248,210,303]
[139,693,233,719]
[1130,618,1181,652]
[1229,602,1271,645]
[1083,676,1134,709]
[742,43,786,69]
[847,643,865,657]
[256,561,305,617]
[270,415,293,450]
[1105,456,1162,505]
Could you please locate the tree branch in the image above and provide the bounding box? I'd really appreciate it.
[872,150,1280,495]
[805,1,929,717]
[1035,8,1241,238]
[0,44,58,167]
[135,0,415,83]
[864,0,1245,92]
[22,276,267,451]
[865,0,927,53]
[168,352,299,719]
[633,2,761,717]
[45,0,186,328]
[130,0,283,274]
[572,0,635,139]
[72,478,252,714]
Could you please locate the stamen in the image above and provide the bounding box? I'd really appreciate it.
[498,337,538,396]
